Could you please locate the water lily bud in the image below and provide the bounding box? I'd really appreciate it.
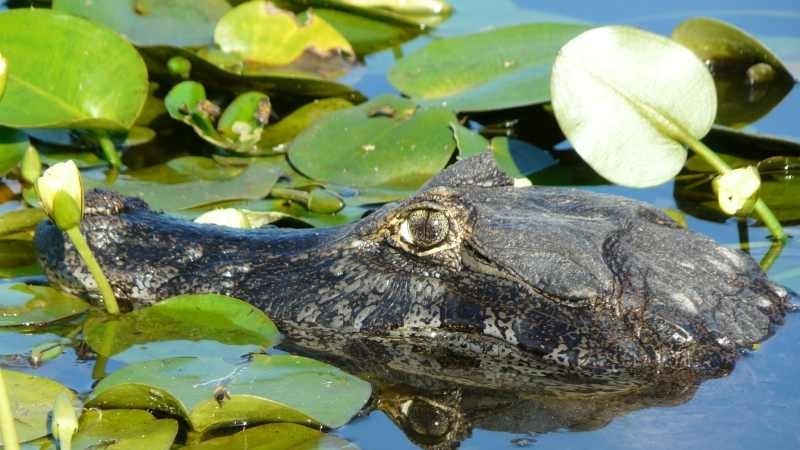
[307,188,344,214]
[34,161,84,230]
[21,145,42,185]
[712,166,761,216]
[29,341,63,367]
[51,391,77,450]
[195,208,251,229]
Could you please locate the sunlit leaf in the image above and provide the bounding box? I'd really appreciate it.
[53,0,230,47]
[551,26,717,187]
[289,94,457,189]
[83,294,280,362]
[388,23,589,112]
[0,369,77,444]
[74,409,177,450]
[672,17,795,127]
[0,9,148,129]
[184,422,358,450]
[712,166,761,215]
[87,355,372,432]
[259,98,354,152]
[0,284,90,327]
[215,1,353,66]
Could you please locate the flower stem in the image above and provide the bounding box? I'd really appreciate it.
[97,133,122,168]
[65,226,120,314]
[0,370,20,450]
[682,134,786,241]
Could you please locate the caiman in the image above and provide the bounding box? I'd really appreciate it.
[35,153,790,378]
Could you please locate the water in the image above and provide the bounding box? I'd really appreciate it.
[336,1,800,449]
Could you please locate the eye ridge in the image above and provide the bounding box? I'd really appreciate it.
[400,208,449,249]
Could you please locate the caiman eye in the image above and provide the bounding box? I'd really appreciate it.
[399,209,449,249]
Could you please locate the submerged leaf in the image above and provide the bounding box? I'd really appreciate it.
[289,94,457,189]
[215,1,353,66]
[87,355,372,432]
[551,26,717,187]
[0,9,148,129]
[389,23,589,112]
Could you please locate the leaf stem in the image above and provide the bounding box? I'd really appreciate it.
[97,132,122,168]
[0,370,20,450]
[65,226,120,314]
[681,134,786,241]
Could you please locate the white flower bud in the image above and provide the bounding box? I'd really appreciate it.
[712,166,761,216]
[34,161,84,228]
[194,208,251,229]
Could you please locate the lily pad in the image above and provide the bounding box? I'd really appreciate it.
[0,127,29,177]
[86,355,372,432]
[215,1,353,66]
[193,199,368,228]
[259,98,354,151]
[315,8,424,55]
[184,422,357,450]
[388,23,590,112]
[83,294,280,361]
[0,283,90,327]
[299,0,452,27]
[550,26,717,187]
[74,409,178,450]
[288,94,457,189]
[0,330,63,362]
[53,0,231,47]
[0,9,148,130]
[672,17,795,127]
[0,369,77,444]
[0,240,42,279]
[87,160,281,212]
[490,137,557,178]
[450,122,489,159]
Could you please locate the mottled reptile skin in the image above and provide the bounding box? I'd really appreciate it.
[36,153,789,377]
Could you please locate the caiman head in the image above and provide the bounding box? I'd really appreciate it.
[36,153,789,377]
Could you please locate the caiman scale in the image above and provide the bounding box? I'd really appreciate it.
[36,154,789,378]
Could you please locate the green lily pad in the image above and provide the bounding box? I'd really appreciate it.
[184,422,357,450]
[74,409,178,450]
[0,127,29,177]
[0,9,148,130]
[86,355,372,432]
[550,26,717,187]
[87,160,281,212]
[0,369,77,444]
[388,23,589,112]
[315,8,423,55]
[672,17,795,127]
[259,97,354,152]
[490,137,557,178]
[288,94,457,189]
[194,199,368,228]
[83,294,280,361]
[53,0,231,47]
[0,283,90,327]
[215,1,353,66]
[450,122,489,159]
[0,208,46,237]
[127,156,246,184]
[140,46,363,102]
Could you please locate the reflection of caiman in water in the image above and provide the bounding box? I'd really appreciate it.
[36,154,790,445]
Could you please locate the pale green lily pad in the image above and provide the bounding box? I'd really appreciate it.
[87,160,281,212]
[388,23,589,112]
[215,2,353,66]
[490,137,557,178]
[0,9,148,130]
[127,156,245,184]
[450,123,489,159]
[0,369,77,445]
[86,355,372,432]
[551,26,717,187]
[83,294,280,361]
[0,127,29,177]
[53,0,231,47]
[288,94,457,189]
[0,283,90,327]
[184,422,358,450]
[672,17,795,127]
